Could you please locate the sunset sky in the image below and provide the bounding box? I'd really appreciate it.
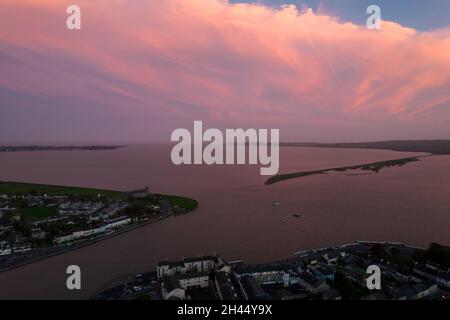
[1,0,450,144]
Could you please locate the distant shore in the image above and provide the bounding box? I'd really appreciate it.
[269,139,450,185]
[0,146,125,152]
[265,156,425,185]
[281,139,450,155]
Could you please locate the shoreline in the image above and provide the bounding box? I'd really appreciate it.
[91,240,433,299]
[265,155,429,185]
[0,181,198,273]
[0,214,174,273]
[0,146,125,153]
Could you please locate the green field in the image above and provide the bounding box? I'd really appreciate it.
[0,181,198,213]
[0,181,123,199]
[160,195,198,211]
[22,207,58,220]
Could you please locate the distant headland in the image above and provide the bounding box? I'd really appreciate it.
[266,139,450,185]
[281,139,450,155]
[265,156,423,185]
[0,146,125,152]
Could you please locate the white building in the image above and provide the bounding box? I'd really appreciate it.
[127,187,151,198]
[413,281,438,299]
[0,241,11,256]
[236,266,290,286]
[31,227,47,240]
[53,217,131,244]
[161,272,210,300]
[104,217,131,230]
[178,272,210,290]
[437,271,450,288]
[161,276,186,300]
[323,252,341,264]
[12,243,31,254]
[157,256,216,279]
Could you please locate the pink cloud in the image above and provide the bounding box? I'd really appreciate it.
[0,0,449,143]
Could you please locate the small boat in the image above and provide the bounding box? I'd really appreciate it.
[272,201,280,206]
[293,213,302,218]
[281,219,287,223]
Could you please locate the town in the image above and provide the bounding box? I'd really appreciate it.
[0,181,197,271]
[94,241,450,300]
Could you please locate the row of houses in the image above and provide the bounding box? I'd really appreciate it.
[57,201,103,216]
[88,202,129,223]
[161,272,211,300]
[412,262,450,289]
[395,280,439,300]
[158,255,244,300]
[0,241,31,256]
[53,217,132,244]
[235,264,290,287]
[157,253,334,300]
[161,268,242,300]
[157,255,217,279]
[159,255,217,300]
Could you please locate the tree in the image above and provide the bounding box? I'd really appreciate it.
[333,271,368,300]
[14,215,32,236]
[371,243,386,258]
[423,243,450,268]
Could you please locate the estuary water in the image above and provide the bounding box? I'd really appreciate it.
[0,145,449,299]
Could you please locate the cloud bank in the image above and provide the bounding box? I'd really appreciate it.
[1,0,449,143]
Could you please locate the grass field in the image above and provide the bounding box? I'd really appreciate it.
[0,181,198,213]
[0,181,123,199]
[160,195,198,211]
[21,207,58,220]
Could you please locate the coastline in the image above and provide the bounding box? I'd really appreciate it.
[0,214,175,273]
[0,181,198,273]
[91,240,436,300]
[265,155,428,185]
[0,146,125,152]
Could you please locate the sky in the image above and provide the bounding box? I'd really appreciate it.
[232,0,450,31]
[1,0,450,144]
